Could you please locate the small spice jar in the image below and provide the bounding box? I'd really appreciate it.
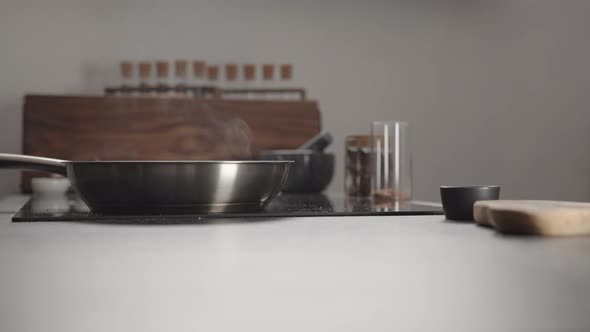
[345,135,372,197]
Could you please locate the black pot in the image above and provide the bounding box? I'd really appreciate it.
[258,150,334,193]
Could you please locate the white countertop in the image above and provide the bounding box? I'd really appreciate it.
[1,195,590,332]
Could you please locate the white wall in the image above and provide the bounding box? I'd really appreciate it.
[1,0,589,201]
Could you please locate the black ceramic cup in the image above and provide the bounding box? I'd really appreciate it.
[440,185,500,221]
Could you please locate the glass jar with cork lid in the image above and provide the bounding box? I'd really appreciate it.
[345,135,373,197]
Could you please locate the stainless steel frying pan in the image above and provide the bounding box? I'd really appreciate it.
[0,153,291,213]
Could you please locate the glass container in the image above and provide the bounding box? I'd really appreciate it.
[371,121,412,202]
[345,135,372,197]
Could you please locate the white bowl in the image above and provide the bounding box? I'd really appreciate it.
[31,177,71,196]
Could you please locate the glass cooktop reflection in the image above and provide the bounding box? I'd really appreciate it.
[12,193,443,222]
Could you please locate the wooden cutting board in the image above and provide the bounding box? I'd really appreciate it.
[21,94,322,193]
[474,200,590,236]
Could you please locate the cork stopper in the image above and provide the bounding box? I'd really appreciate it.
[174,60,188,78]
[207,65,220,81]
[280,64,293,81]
[243,64,256,81]
[346,135,372,147]
[156,61,169,79]
[193,60,206,78]
[225,64,238,81]
[138,62,152,79]
[262,64,275,81]
[120,61,133,79]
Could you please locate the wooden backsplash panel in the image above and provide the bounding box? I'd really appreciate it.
[22,95,321,192]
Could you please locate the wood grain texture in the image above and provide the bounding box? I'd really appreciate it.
[474,200,590,236]
[22,94,321,192]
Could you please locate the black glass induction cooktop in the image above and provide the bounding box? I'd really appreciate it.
[12,193,443,222]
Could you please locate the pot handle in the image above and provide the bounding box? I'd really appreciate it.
[0,153,68,175]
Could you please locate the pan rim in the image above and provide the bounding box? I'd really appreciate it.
[66,160,294,164]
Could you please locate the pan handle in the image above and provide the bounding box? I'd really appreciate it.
[0,153,68,175]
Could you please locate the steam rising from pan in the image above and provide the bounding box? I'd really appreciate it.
[201,103,252,159]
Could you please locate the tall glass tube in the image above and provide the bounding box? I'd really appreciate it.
[242,64,256,99]
[119,61,134,95]
[138,62,153,95]
[371,121,412,202]
[191,60,206,97]
[174,60,188,95]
